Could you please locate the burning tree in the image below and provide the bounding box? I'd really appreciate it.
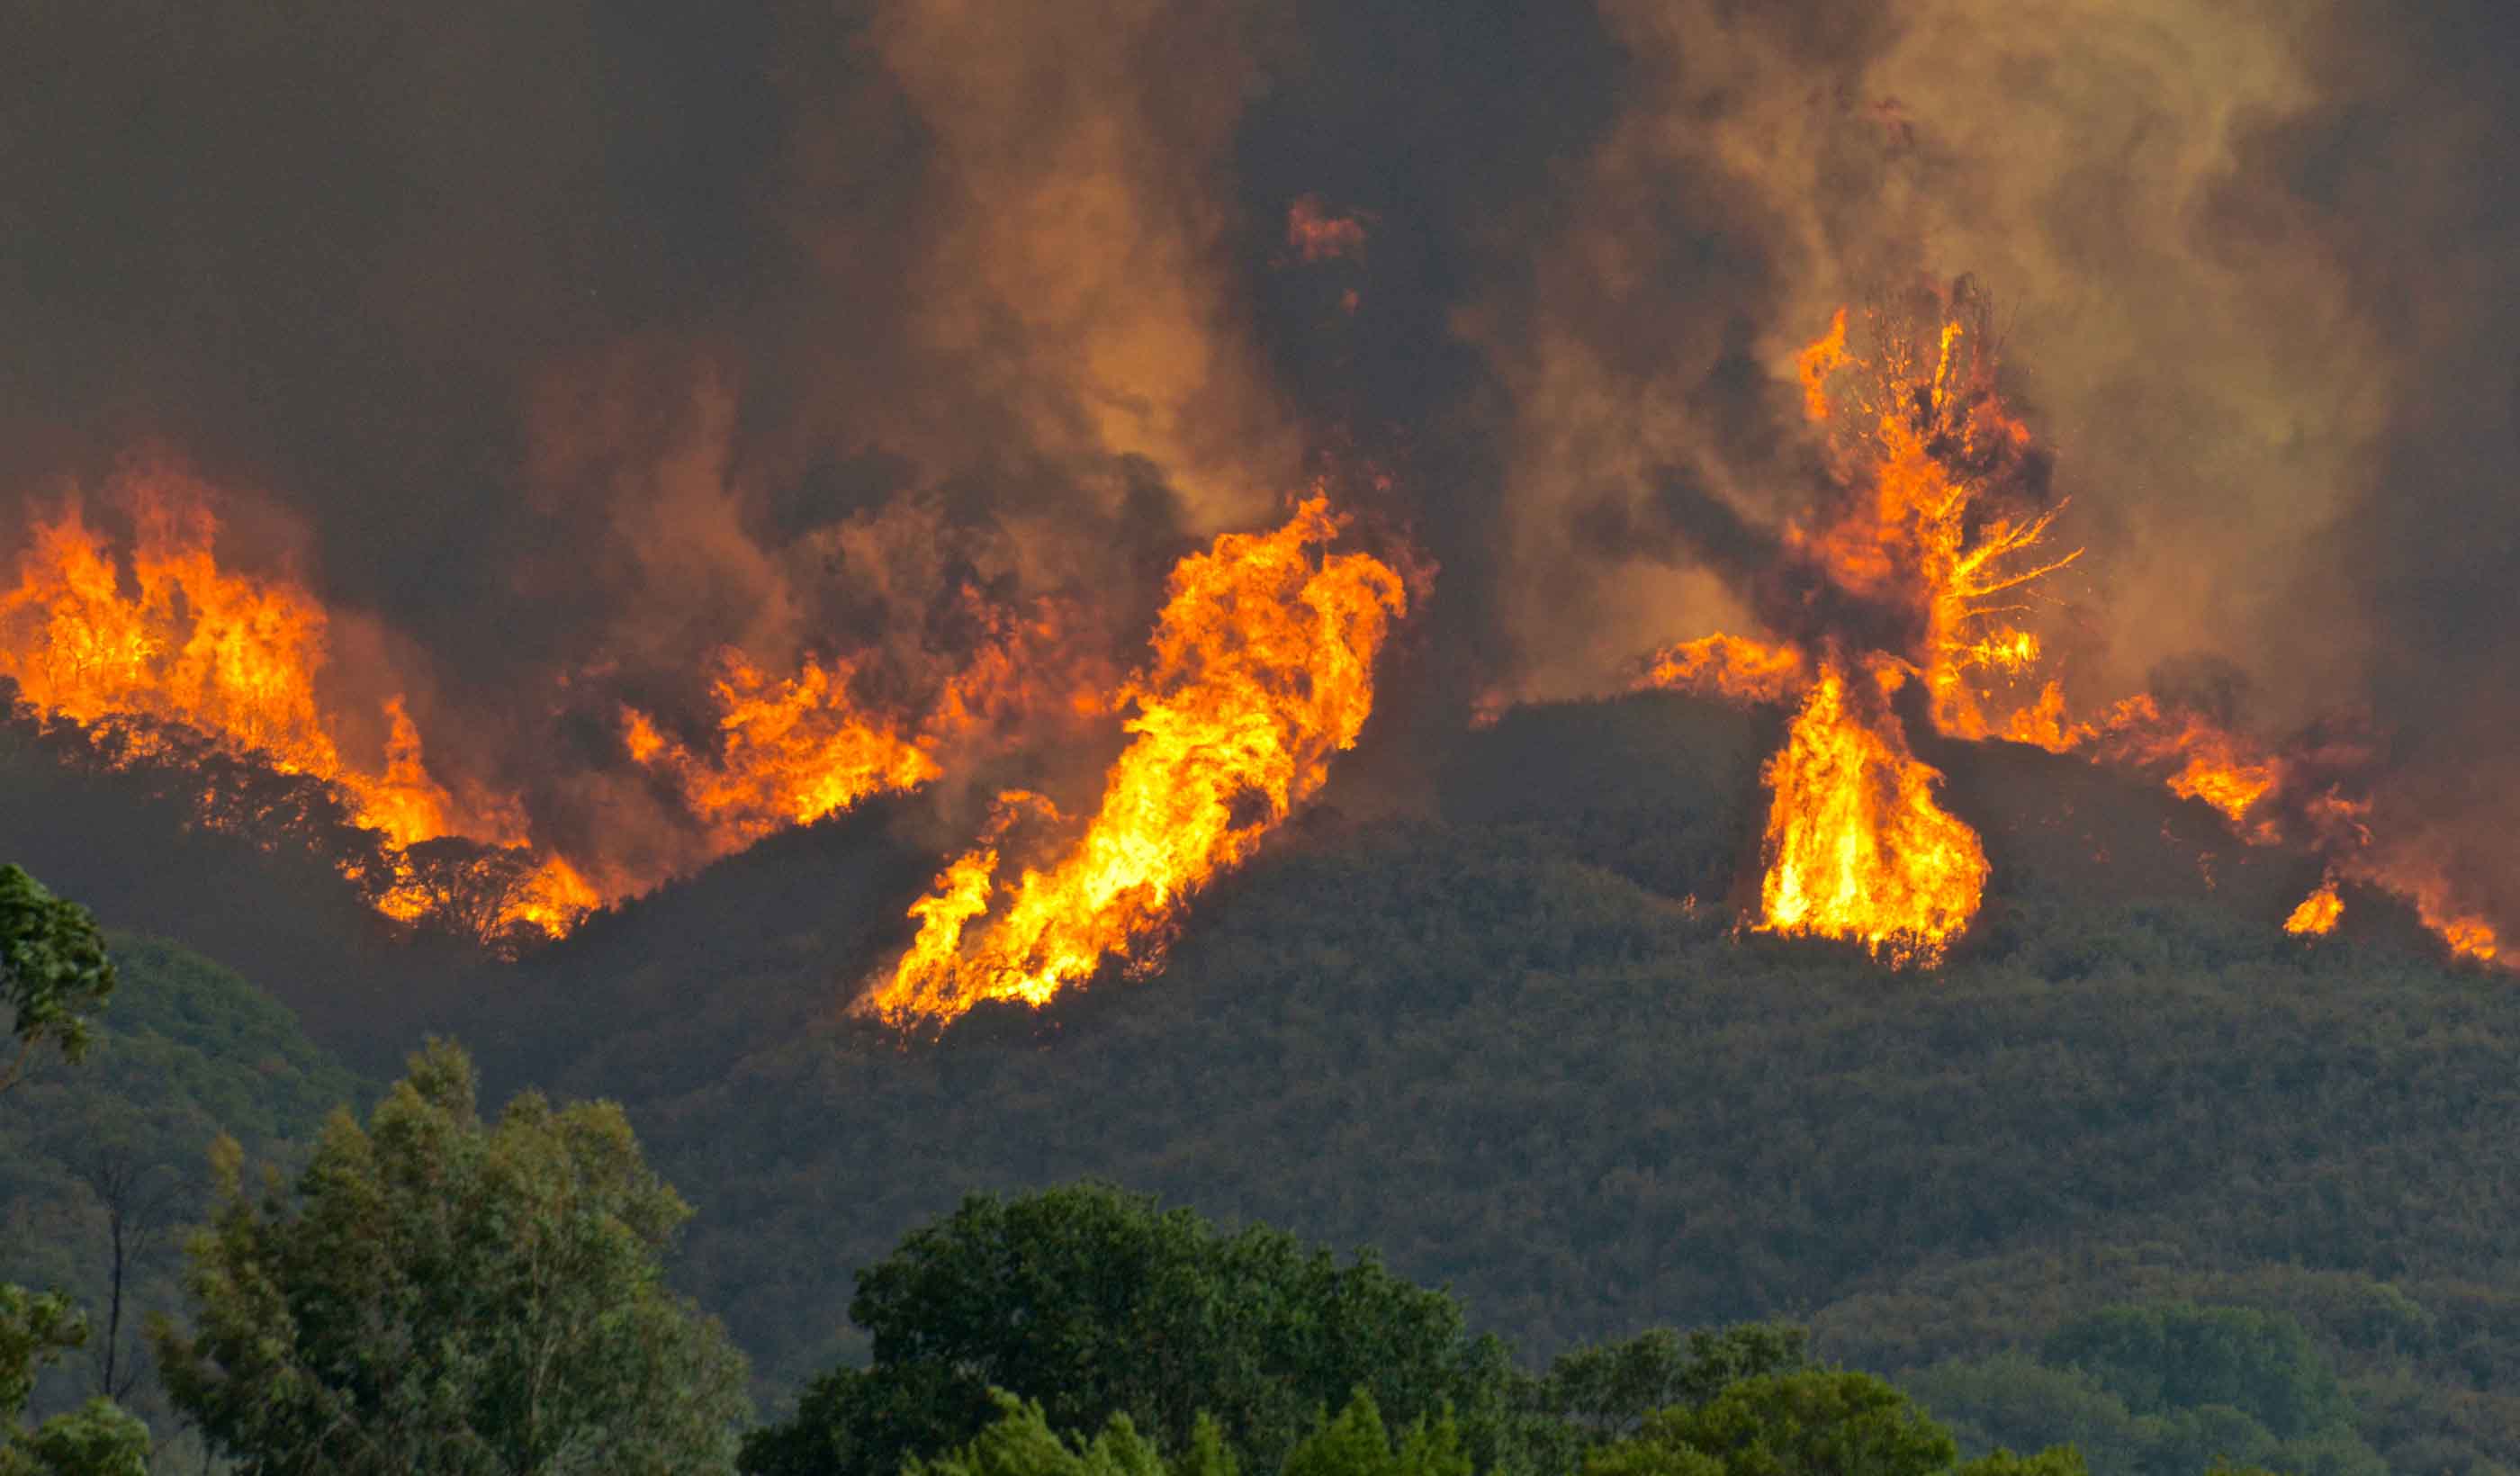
[1640,285,2502,970]
[1640,283,2073,966]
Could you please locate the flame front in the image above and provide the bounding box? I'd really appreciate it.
[624,655,942,854]
[1760,663,1988,966]
[865,496,1410,1025]
[2285,878,2344,937]
[1635,292,2064,964]
[0,477,590,939]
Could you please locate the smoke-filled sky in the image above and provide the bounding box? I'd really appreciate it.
[3,0,2514,917]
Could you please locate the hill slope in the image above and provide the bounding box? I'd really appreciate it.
[12,693,2516,1470]
[404,696,2515,1472]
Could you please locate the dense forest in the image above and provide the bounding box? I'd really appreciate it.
[4,694,2518,1472]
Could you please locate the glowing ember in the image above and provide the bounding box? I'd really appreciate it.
[865,496,1412,1025]
[1285,195,1371,264]
[0,477,590,940]
[2284,878,2344,936]
[1758,662,1988,966]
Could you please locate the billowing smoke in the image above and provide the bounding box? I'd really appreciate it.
[3,1,2514,938]
[1457,0,2519,935]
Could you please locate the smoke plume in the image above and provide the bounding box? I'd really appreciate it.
[3,0,2514,939]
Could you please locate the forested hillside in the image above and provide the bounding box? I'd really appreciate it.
[0,930,357,1460]
[440,697,2520,1472]
[5,694,2516,1472]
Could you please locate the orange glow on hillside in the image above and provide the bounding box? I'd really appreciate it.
[1759,663,1988,966]
[0,479,590,939]
[623,654,941,854]
[1637,634,1808,706]
[1635,295,2068,963]
[1629,295,2514,970]
[2089,695,2284,841]
[2285,878,2344,936]
[865,496,1412,1025]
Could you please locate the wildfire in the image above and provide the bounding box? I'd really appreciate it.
[1624,291,2517,971]
[1760,663,1988,966]
[2284,878,2344,936]
[1639,634,1807,706]
[622,590,1111,881]
[865,496,1412,1025]
[2086,695,2284,842]
[0,476,590,940]
[1637,288,2069,964]
[623,654,942,854]
[1633,293,2514,970]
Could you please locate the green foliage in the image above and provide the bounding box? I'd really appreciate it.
[2,1397,149,1476]
[26,699,2520,1469]
[0,1288,84,1439]
[904,1394,1189,1476]
[0,866,115,1094]
[0,932,356,1455]
[152,1038,752,1474]
[1281,1392,1469,1476]
[1949,1449,2087,1476]
[1606,1371,1959,1476]
[0,867,152,1475]
[907,1390,1464,1476]
[1535,1326,1812,1445]
[742,1184,1523,1476]
[1581,1368,2088,1476]
[2039,1303,2354,1441]
[1909,1303,2390,1476]
[442,751,2520,1473]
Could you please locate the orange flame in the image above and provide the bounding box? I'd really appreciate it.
[1759,662,1988,966]
[623,654,942,853]
[866,496,1412,1025]
[2084,694,2284,841]
[0,476,590,940]
[1634,299,2068,963]
[1638,300,2512,970]
[1636,634,1808,706]
[2284,878,2344,937]
[2020,688,2504,964]
[2389,870,2499,963]
[1797,308,1850,422]
[2436,915,2501,963]
[620,591,1111,882]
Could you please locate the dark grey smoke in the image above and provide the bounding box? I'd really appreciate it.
[3,0,2515,924]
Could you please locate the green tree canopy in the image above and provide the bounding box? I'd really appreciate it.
[0,867,115,1094]
[904,1394,1230,1476]
[151,1038,751,1474]
[1581,1368,2086,1476]
[2040,1303,2354,1442]
[1603,1371,1958,1476]
[740,1184,1523,1476]
[0,867,150,1476]
[1535,1325,1813,1445]
[907,1390,1466,1476]
[1,1284,146,1475]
